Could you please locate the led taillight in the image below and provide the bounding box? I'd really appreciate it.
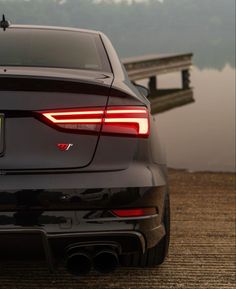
[103,107,149,137]
[41,106,150,137]
[111,208,157,217]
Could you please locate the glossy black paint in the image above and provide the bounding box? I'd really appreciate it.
[0,114,5,156]
[0,186,166,248]
[0,25,169,269]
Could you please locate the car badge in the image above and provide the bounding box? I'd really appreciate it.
[57,144,74,151]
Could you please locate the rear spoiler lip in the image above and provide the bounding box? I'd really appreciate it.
[0,66,113,85]
[0,69,114,93]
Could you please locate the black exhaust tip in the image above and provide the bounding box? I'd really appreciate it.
[66,250,92,276]
[93,249,119,274]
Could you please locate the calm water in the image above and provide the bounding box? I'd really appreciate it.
[141,65,235,172]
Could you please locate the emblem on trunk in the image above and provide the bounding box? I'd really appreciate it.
[57,144,74,151]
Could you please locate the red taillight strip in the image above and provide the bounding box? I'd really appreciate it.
[45,118,102,123]
[104,118,149,135]
[41,106,150,137]
[104,107,149,136]
[106,109,147,114]
[43,110,104,124]
[111,208,157,218]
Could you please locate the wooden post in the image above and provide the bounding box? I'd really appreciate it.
[148,76,157,94]
[182,69,190,89]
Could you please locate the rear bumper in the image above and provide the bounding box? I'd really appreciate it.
[0,221,165,272]
[0,229,149,271]
[0,163,166,190]
[0,164,168,270]
[0,186,167,270]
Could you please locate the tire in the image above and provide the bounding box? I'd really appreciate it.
[121,193,170,267]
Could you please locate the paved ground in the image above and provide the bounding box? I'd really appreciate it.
[0,169,235,289]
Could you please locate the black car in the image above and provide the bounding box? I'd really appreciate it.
[0,19,170,276]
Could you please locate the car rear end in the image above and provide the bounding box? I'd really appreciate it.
[0,25,169,275]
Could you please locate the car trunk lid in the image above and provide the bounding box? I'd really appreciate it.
[0,68,113,171]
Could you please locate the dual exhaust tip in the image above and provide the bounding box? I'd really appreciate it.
[66,248,119,276]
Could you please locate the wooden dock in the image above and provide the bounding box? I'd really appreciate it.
[123,53,194,113]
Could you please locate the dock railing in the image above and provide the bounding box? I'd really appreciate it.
[123,53,194,113]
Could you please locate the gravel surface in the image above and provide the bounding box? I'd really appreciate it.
[0,169,235,289]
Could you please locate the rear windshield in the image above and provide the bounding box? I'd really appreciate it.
[0,28,111,72]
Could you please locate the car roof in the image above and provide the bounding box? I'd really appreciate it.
[8,24,101,35]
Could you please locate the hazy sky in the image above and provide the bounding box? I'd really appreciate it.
[94,0,163,3]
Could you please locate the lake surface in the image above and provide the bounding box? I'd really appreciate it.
[141,65,235,172]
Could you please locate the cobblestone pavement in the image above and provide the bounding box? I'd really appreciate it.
[0,170,235,289]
